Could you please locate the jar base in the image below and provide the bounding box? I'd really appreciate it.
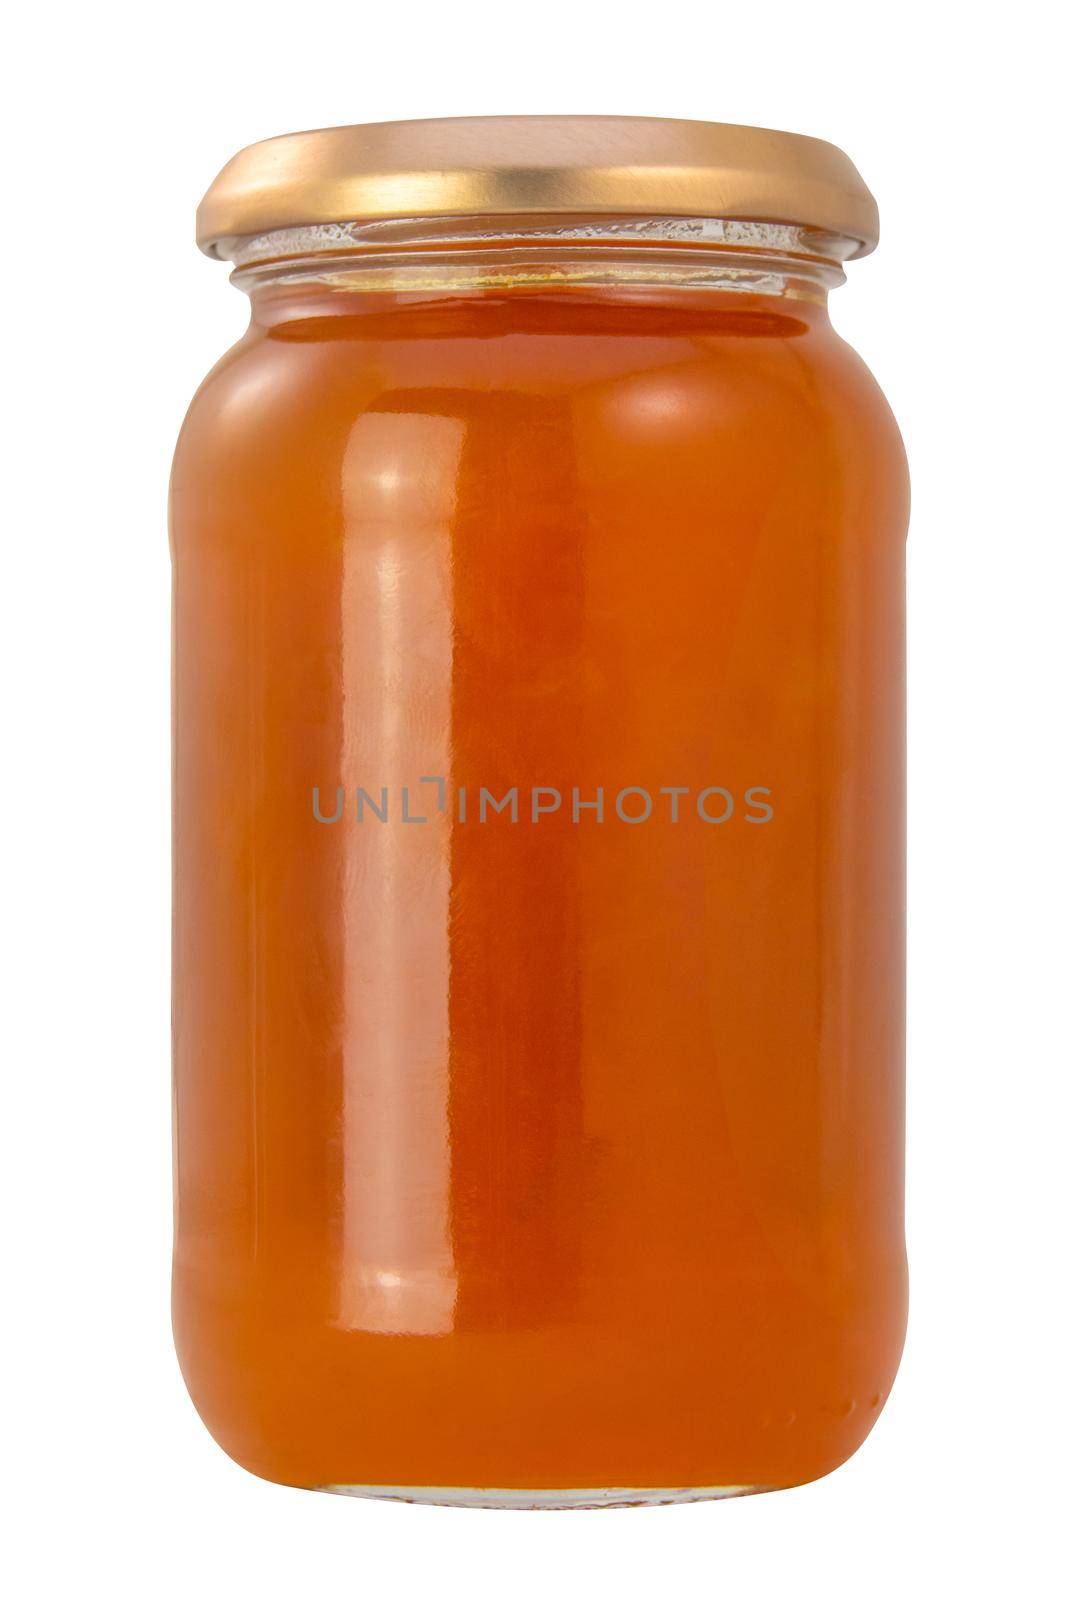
[316,1483,763,1509]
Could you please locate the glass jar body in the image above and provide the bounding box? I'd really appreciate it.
[171,260,908,1504]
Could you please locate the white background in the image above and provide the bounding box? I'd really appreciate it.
[4,2,1073,1593]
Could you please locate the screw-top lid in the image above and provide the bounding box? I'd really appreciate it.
[196,115,880,259]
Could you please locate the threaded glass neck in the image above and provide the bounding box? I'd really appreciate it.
[227,215,857,305]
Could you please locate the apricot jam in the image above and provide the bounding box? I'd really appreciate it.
[172,119,908,1504]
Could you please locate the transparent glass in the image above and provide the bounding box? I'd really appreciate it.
[171,216,909,1505]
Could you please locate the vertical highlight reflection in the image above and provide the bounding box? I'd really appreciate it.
[337,412,462,1333]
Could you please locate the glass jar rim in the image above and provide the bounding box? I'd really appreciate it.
[227,217,854,307]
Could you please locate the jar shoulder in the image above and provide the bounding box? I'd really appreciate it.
[171,308,907,540]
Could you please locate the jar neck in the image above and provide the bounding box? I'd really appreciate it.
[225,215,857,310]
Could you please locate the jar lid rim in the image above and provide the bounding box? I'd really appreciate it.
[195,115,880,260]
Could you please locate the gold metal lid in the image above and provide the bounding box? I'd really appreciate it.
[196,116,879,260]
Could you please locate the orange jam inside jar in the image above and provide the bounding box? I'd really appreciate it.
[171,118,909,1505]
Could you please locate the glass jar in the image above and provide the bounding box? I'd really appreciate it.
[171,117,909,1506]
